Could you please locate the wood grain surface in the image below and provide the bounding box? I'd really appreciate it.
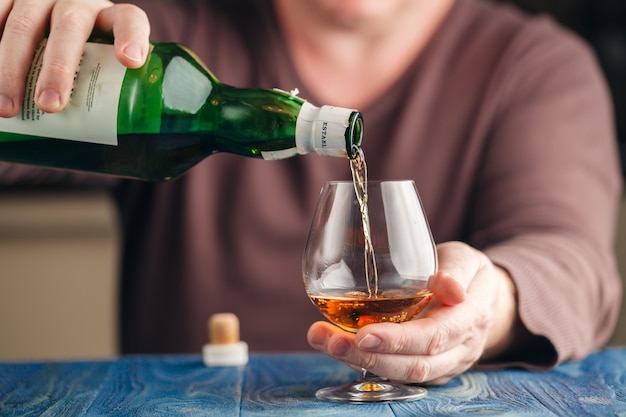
[1,348,625,416]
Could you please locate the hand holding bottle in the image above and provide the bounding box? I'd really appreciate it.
[0,0,150,117]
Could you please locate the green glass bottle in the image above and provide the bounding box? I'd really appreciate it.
[0,40,364,181]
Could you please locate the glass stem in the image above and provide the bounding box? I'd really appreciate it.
[356,369,388,393]
[359,368,369,380]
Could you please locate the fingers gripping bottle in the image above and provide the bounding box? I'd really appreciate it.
[0,40,364,181]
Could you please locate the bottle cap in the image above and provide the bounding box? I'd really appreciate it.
[296,102,363,158]
[202,313,249,367]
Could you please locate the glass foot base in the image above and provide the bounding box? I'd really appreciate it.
[316,378,427,403]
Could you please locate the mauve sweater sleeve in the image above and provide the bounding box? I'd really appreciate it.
[471,17,622,367]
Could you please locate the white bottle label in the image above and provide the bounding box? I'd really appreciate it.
[261,148,298,160]
[0,40,126,145]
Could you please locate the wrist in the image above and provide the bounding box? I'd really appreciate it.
[481,265,518,360]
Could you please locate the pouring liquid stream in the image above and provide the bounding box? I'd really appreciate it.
[350,147,379,297]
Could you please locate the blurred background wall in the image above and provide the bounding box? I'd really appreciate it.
[0,191,119,360]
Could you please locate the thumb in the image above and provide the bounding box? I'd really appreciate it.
[429,241,486,305]
[429,271,466,305]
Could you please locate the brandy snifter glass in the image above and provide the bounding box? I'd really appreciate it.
[303,180,437,402]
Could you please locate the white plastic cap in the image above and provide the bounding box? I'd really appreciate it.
[202,341,249,367]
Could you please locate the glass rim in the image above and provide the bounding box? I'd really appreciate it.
[323,179,416,185]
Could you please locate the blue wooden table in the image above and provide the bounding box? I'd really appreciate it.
[1,348,625,416]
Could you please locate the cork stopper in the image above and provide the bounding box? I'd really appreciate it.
[202,312,248,367]
[209,313,240,345]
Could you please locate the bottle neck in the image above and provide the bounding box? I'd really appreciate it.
[295,102,363,158]
[118,42,364,160]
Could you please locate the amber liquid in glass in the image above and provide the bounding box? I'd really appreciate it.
[310,287,433,333]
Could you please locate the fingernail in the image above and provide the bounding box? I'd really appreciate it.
[330,339,351,357]
[358,334,382,350]
[123,44,144,62]
[0,95,14,114]
[38,89,61,110]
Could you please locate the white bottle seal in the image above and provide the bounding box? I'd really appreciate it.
[202,313,249,367]
[296,102,356,158]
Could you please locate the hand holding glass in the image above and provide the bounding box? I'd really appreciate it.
[303,180,437,402]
